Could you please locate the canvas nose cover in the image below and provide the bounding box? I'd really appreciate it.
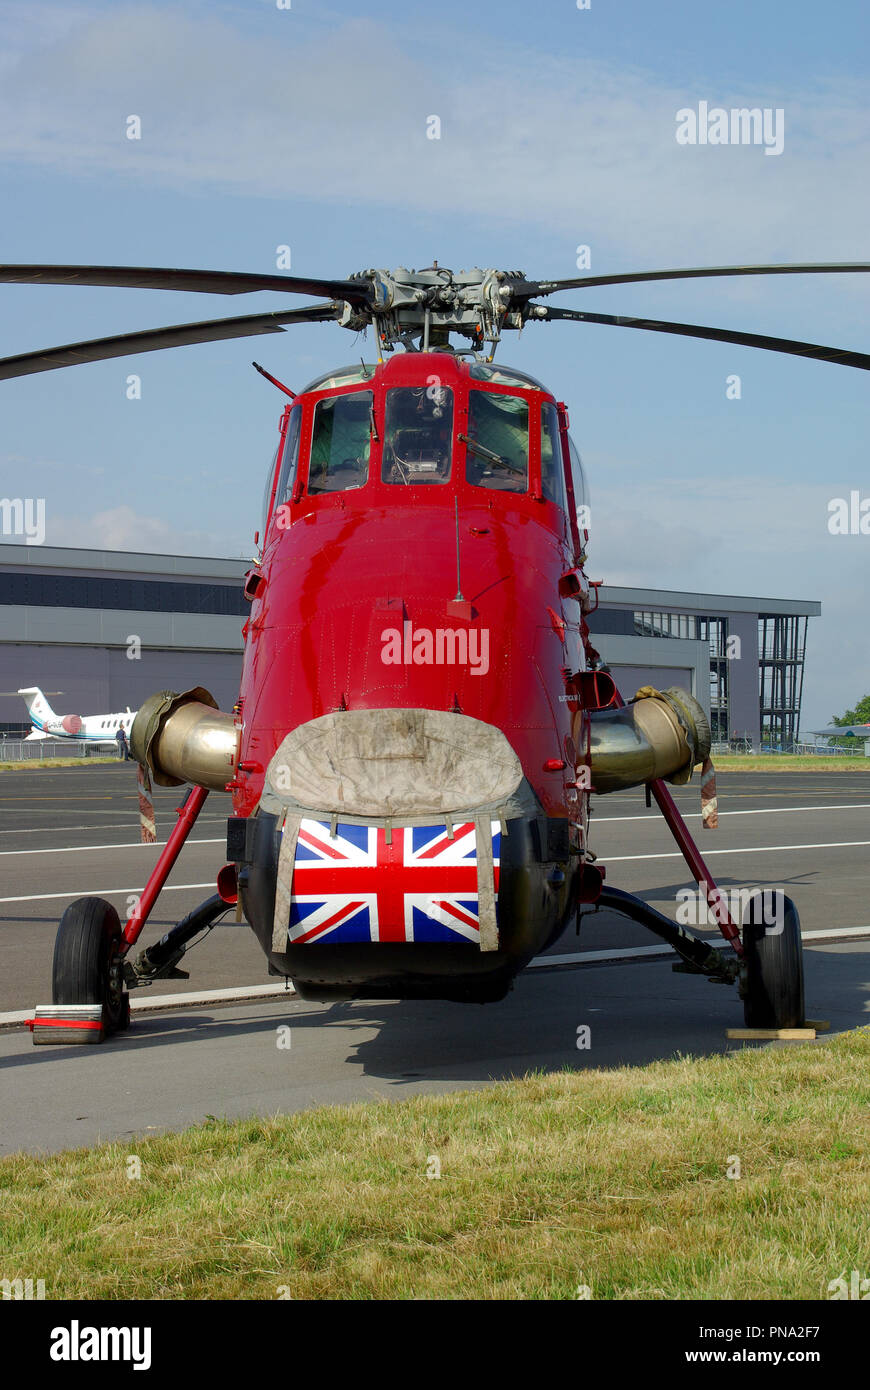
[262,709,524,955]
[262,708,523,819]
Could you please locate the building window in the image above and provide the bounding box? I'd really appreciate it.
[0,573,248,617]
[633,609,730,743]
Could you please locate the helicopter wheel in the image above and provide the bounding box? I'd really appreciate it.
[742,892,805,1028]
[52,896,129,1036]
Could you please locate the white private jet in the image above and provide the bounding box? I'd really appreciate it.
[18,687,137,744]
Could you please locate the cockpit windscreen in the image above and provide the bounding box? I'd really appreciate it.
[381,386,454,485]
[465,391,529,493]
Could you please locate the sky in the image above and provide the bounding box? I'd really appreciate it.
[0,0,868,727]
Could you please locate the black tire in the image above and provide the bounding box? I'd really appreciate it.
[52,896,128,1035]
[742,892,805,1028]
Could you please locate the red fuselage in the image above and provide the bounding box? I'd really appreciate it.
[234,351,588,825]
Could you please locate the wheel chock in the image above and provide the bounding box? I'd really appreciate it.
[726,1026,817,1041]
[26,1005,105,1045]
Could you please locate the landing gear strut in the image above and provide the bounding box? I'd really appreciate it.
[593,885,741,983]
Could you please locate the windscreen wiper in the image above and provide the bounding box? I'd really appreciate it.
[458,433,524,473]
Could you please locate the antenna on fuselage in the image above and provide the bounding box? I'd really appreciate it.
[453,496,464,602]
[252,362,296,398]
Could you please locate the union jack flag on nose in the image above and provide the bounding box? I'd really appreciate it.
[287,819,501,944]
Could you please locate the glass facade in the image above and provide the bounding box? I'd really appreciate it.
[758,613,808,750]
[632,610,730,742]
[0,572,247,616]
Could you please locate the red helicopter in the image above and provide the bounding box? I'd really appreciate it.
[3,259,868,1043]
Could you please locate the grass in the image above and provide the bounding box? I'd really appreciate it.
[712,754,869,771]
[2,754,867,773]
[0,757,120,770]
[1,1029,868,1300]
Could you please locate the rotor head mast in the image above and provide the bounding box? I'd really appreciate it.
[338,265,523,354]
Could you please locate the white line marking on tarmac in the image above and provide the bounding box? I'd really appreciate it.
[0,818,227,835]
[0,982,296,1027]
[3,840,870,902]
[605,840,870,862]
[0,882,215,904]
[2,805,867,846]
[596,803,870,823]
[0,838,224,856]
[1,927,867,1028]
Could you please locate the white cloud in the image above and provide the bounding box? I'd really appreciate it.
[45,504,244,557]
[589,472,870,726]
[0,8,868,266]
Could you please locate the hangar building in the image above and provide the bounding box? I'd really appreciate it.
[0,544,820,750]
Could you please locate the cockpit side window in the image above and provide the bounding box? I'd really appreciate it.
[382,386,454,485]
[308,390,373,494]
[540,402,567,510]
[567,436,589,516]
[465,391,529,492]
[271,404,303,516]
[260,443,282,541]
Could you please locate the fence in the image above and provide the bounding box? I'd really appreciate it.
[712,740,868,757]
[0,738,118,762]
[798,743,869,757]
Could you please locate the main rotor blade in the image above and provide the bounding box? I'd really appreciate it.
[518,262,870,299]
[0,264,368,302]
[531,305,870,371]
[0,304,340,380]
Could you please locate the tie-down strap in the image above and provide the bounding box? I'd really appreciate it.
[474,817,499,952]
[272,812,302,953]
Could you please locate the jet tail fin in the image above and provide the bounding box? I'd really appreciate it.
[18,686,56,727]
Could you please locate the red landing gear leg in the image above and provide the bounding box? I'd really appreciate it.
[30,784,212,1044]
[120,784,210,954]
[649,777,744,961]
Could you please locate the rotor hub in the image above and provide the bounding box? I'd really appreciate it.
[342,266,529,352]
